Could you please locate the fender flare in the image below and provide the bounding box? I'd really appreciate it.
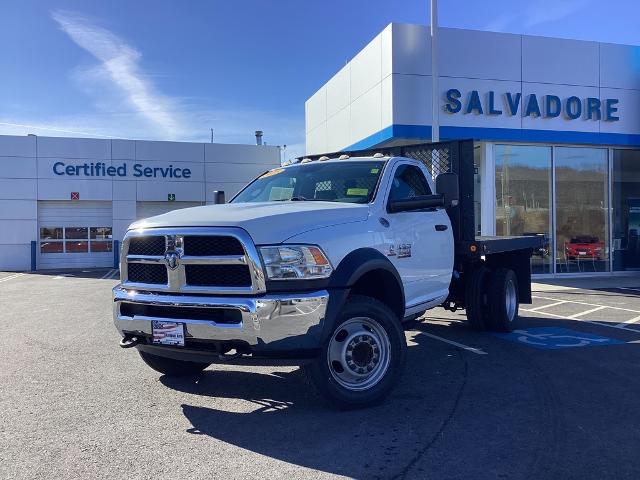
[322,248,405,342]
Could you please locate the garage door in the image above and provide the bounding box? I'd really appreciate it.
[136,201,203,220]
[38,201,113,270]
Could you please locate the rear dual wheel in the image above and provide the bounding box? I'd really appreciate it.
[465,266,520,332]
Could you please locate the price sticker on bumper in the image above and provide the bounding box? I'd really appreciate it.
[152,321,185,346]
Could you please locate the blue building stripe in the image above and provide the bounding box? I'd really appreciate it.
[344,124,640,151]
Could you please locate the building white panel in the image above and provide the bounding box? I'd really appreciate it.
[120,160,204,182]
[326,107,351,153]
[439,78,523,130]
[305,88,327,132]
[0,135,36,157]
[349,83,382,146]
[391,23,430,76]
[36,136,110,159]
[380,24,393,80]
[0,200,36,220]
[0,156,37,178]
[205,162,269,183]
[0,179,37,200]
[135,181,205,202]
[522,36,599,86]
[111,139,136,159]
[350,32,382,100]
[136,201,203,220]
[0,245,31,271]
[134,140,204,163]
[326,65,351,118]
[391,74,433,127]
[0,220,37,244]
[381,75,393,128]
[113,219,134,241]
[600,43,640,90]
[440,28,521,81]
[306,122,328,156]
[112,180,137,200]
[204,143,280,165]
[599,88,640,135]
[37,179,113,201]
[112,200,137,221]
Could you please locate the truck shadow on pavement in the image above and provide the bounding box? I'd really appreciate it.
[160,332,470,479]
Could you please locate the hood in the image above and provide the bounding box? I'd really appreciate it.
[129,201,370,244]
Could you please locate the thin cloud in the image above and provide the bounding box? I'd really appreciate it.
[52,10,181,138]
[484,0,591,32]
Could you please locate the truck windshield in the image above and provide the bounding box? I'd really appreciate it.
[232,161,386,204]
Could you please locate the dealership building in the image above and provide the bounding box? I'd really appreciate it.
[306,23,640,275]
[0,135,280,271]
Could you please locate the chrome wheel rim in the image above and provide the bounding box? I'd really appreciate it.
[505,279,517,321]
[327,317,391,391]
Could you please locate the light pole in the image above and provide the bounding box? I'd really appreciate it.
[430,0,439,143]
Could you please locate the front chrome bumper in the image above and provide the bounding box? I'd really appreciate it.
[113,286,329,355]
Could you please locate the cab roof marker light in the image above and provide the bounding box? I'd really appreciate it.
[373,153,385,158]
[318,156,330,161]
[338,154,350,160]
[300,158,312,164]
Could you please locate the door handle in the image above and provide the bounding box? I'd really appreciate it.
[435,224,448,231]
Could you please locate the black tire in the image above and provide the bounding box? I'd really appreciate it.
[303,295,407,409]
[138,350,210,376]
[486,268,520,332]
[465,265,489,330]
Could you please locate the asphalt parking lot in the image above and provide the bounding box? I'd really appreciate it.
[1,270,640,479]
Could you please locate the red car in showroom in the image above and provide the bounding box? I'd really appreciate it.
[565,236,604,260]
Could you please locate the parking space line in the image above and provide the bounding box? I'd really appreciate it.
[521,306,640,333]
[0,273,25,283]
[528,300,568,312]
[101,269,116,279]
[532,295,640,315]
[568,305,608,319]
[420,332,487,355]
[615,314,640,328]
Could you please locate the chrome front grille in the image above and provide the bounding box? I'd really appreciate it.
[120,227,266,295]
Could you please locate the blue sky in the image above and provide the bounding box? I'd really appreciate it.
[1,0,638,160]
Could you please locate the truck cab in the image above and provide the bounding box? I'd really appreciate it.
[113,140,540,408]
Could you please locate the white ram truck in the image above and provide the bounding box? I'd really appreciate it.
[113,140,540,408]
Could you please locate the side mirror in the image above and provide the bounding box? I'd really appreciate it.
[436,173,459,208]
[213,190,225,204]
[388,194,445,213]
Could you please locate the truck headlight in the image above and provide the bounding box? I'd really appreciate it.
[259,245,333,280]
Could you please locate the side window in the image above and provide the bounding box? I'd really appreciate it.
[388,164,432,202]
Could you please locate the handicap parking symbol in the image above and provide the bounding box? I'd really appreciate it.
[494,327,624,350]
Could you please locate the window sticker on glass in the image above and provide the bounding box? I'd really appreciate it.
[370,168,380,174]
[260,168,284,179]
[347,188,369,196]
[269,187,294,201]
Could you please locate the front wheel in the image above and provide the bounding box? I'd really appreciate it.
[303,295,407,409]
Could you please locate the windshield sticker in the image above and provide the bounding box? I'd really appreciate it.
[370,168,380,174]
[268,187,294,201]
[346,188,369,196]
[260,168,284,179]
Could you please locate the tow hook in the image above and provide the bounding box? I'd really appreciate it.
[119,335,141,349]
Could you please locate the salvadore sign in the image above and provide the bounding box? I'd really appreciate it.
[444,89,620,121]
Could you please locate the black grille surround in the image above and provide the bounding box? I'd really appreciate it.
[183,236,244,256]
[127,263,168,285]
[128,236,166,256]
[120,303,242,324]
[185,264,252,287]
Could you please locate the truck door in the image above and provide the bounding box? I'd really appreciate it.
[383,162,453,310]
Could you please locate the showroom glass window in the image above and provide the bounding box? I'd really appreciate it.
[612,149,640,271]
[555,147,609,273]
[495,145,552,274]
